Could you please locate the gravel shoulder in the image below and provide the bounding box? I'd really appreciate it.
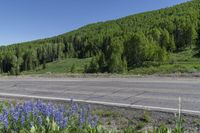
[1,72,200,79]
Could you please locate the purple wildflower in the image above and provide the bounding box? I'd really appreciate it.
[37,116,42,126]
[21,115,25,125]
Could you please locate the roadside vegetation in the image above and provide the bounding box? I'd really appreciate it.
[0,0,200,75]
[0,100,189,133]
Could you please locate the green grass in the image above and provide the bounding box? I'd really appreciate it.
[129,48,200,75]
[22,58,92,74]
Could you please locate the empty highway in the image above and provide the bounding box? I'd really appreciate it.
[0,76,200,114]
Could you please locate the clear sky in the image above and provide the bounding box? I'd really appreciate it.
[0,0,189,45]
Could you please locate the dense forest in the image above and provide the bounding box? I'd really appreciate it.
[0,0,200,75]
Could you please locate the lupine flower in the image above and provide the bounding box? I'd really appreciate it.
[79,109,84,127]
[71,103,79,114]
[10,104,15,114]
[3,108,8,117]
[23,102,33,119]
[60,117,68,129]
[12,112,19,122]
[32,109,38,117]
[90,115,98,128]
[3,117,9,128]
[0,115,3,121]
[47,103,55,117]
[0,100,98,131]
[54,110,64,127]
[37,116,42,126]
[21,115,25,125]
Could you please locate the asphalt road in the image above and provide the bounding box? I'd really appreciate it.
[0,76,200,114]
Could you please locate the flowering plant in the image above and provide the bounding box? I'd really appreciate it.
[0,100,98,133]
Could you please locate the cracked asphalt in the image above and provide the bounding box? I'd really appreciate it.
[0,76,200,113]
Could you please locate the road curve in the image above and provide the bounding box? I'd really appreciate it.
[0,76,200,114]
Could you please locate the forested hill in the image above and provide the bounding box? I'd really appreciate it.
[0,0,200,75]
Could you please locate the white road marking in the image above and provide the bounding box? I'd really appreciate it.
[0,92,199,115]
[0,77,199,83]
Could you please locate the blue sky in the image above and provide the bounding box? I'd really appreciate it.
[0,0,189,45]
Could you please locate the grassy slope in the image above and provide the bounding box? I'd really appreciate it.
[23,48,200,75]
[129,48,200,75]
[23,58,91,74]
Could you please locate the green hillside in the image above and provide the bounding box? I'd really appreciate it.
[22,58,91,74]
[0,0,200,75]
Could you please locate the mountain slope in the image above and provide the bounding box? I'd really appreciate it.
[0,0,200,75]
